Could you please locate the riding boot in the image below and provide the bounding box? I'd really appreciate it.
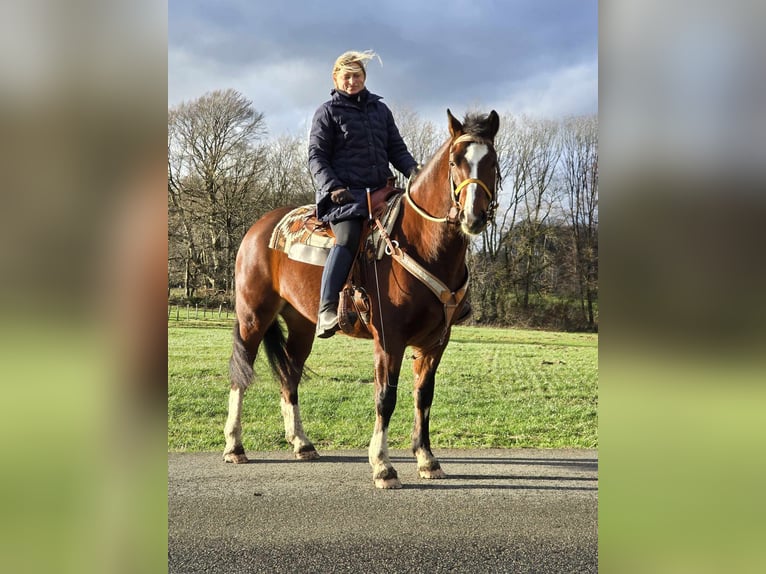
[316,244,354,338]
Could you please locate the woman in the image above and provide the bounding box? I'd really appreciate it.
[308,50,418,338]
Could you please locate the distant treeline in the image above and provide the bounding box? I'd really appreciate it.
[168,89,597,331]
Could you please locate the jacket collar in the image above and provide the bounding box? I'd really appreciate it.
[330,88,381,106]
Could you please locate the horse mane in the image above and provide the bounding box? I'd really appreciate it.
[460,112,497,140]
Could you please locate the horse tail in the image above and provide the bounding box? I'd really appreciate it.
[229,319,255,390]
[262,318,297,383]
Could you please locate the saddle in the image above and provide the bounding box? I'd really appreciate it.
[268,183,403,266]
[267,183,404,335]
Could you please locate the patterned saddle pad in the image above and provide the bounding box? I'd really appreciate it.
[267,205,333,266]
[268,192,404,267]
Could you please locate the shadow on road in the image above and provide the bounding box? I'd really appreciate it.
[439,456,598,470]
[403,483,597,491]
[247,451,598,492]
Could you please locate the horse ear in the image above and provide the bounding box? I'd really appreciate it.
[447,108,463,138]
[487,110,500,139]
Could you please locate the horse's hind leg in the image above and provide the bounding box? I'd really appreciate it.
[411,346,448,479]
[276,307,319,459]
[223,384,248,463]
[223,318,261,463]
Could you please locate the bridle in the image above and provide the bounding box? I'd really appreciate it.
[374,134,500,347]
[405,134,500,225]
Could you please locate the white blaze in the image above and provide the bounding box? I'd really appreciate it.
[462,143,489,213]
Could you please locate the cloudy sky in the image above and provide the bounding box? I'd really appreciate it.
[169,0,598,138]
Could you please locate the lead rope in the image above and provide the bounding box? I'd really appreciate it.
[366,188,394,388]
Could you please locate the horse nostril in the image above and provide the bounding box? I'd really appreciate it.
[462,211,488,234]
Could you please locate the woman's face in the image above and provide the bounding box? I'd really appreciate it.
[334,65,365,95]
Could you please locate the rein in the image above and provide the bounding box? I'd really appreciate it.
[366,189,393,387]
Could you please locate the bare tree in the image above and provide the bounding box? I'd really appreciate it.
[561,115,598,328]
[168,89,267,296]
[468,113,526,322]
[257,134,316,213]
[168,110,201,297]
[513,117,562,308]
[479,113,525,260]
[390,105,442,186]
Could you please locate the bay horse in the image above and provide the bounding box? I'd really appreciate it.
[223,109,500,488]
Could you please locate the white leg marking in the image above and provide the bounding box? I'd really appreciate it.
[223,386,248,462]
[368,427,390,468]
[224,386,243,452]
[415,447,432,469]
[415,446,446,479]
[280,397,312,453]
[415,403,433,470]
[369,427,401,487]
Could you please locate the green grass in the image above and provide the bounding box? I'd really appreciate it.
[168,320,597,452]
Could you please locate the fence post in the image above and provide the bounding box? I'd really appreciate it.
[218,304,222,318]
[176,306,180,321]
[186,304,189,319]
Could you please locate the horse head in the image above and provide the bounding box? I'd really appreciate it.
[446,109,501,235]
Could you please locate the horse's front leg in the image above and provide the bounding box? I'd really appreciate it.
[411,346,448,479]
[368,345,404,489]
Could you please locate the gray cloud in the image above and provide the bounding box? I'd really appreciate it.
[169,0,597,136]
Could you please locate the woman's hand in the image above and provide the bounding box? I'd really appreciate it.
[330,188,354,205]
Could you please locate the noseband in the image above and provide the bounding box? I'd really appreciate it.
[405,134,500,225]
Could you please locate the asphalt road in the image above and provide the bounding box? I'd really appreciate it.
[169,448,598,573]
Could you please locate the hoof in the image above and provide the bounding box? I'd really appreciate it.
[223,452,249,464]
[419,467,447,479]
[295,448,320,460]
[374,477,403,489]
[373,466,401,489]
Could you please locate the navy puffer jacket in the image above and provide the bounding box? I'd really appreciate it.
[308,88,418,223]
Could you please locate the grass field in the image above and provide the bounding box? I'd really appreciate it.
[168,318,597,452]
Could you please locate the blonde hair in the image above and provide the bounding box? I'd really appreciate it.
[332,50,381,79]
